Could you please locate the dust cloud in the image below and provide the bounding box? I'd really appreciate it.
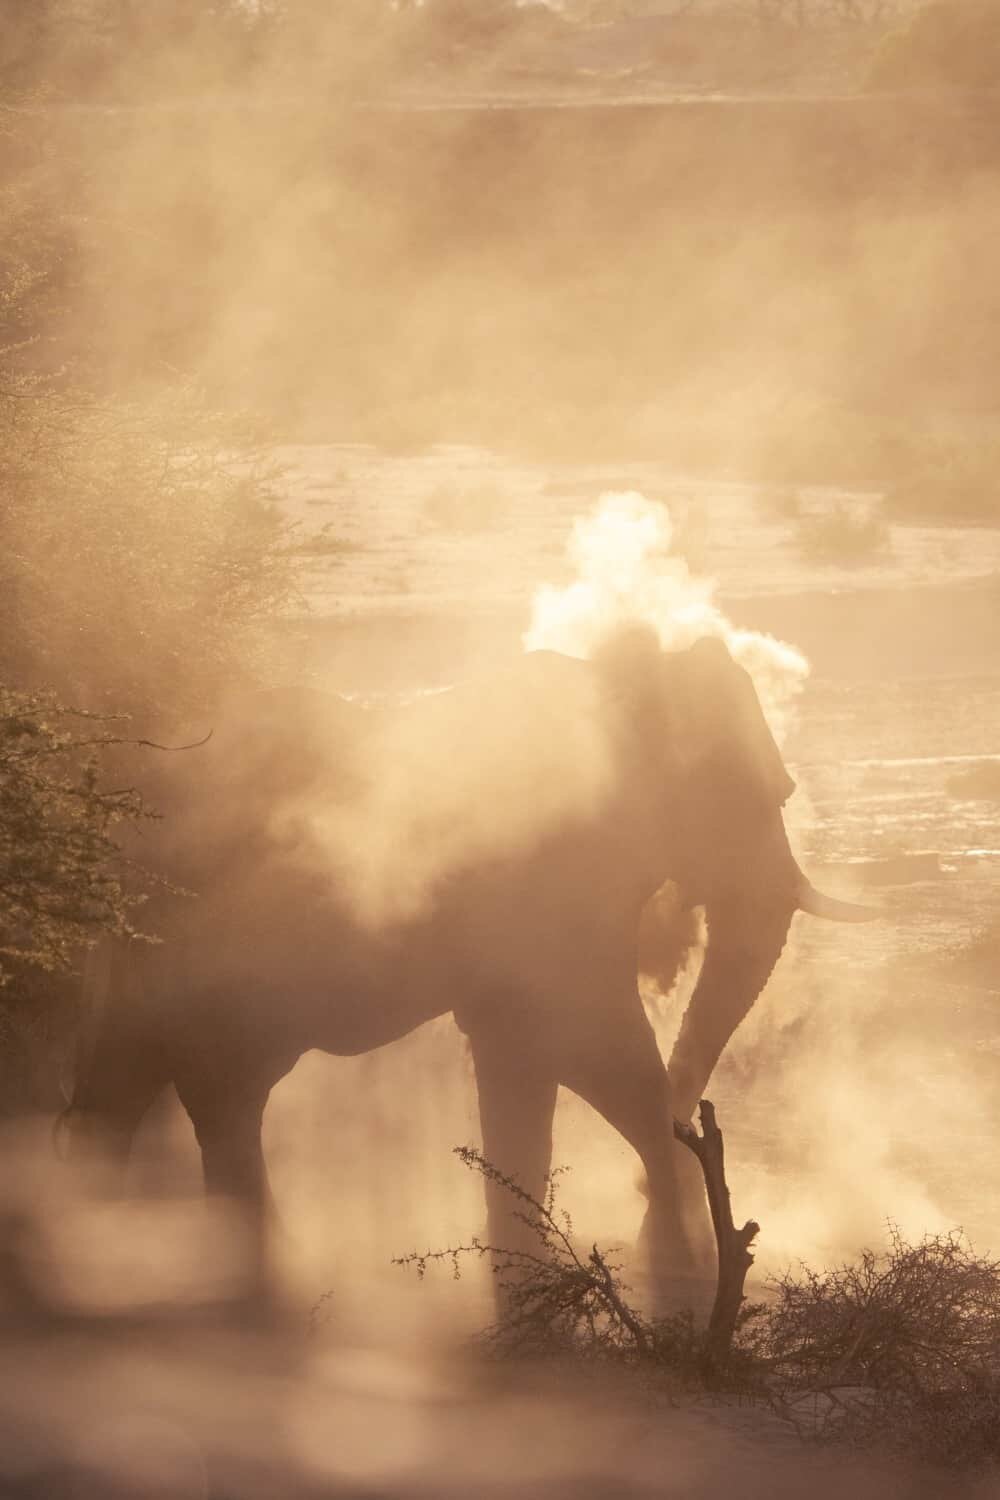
[524,489,809,732]
[4,4,1000,1493]
[262,660,617,929]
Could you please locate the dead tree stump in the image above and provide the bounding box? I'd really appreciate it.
[673,1099,759,1374]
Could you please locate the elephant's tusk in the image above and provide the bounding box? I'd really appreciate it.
[797,881,879,923]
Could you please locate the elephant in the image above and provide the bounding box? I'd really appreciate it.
[66,626,870,1303]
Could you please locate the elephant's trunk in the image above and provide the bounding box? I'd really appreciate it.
[666,896,794,1125]
[666,814,793,1122]
[665,820,877,1122]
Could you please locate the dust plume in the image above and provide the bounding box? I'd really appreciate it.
[272,666,616,929]
[524,490,809,732]
[151,646,618,941]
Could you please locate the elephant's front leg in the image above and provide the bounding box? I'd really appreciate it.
[467,1029,558,1311]
[563,1004,698,1310]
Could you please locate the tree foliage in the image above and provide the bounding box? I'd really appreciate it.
[0,690,150,984]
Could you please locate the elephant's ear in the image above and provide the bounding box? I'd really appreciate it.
[683,637,796,810]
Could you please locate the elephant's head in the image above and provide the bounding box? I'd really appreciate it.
[596,626,872,1121]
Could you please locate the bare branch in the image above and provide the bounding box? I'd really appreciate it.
[674,1099,759,1373]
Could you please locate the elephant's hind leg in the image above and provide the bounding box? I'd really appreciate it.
[467,1031,558,1299]
[175,1077,275,1311]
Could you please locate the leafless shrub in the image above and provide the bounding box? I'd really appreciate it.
[796,501,891,565]
[751,1228,1000,1466]
[395,1146,705,1376]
